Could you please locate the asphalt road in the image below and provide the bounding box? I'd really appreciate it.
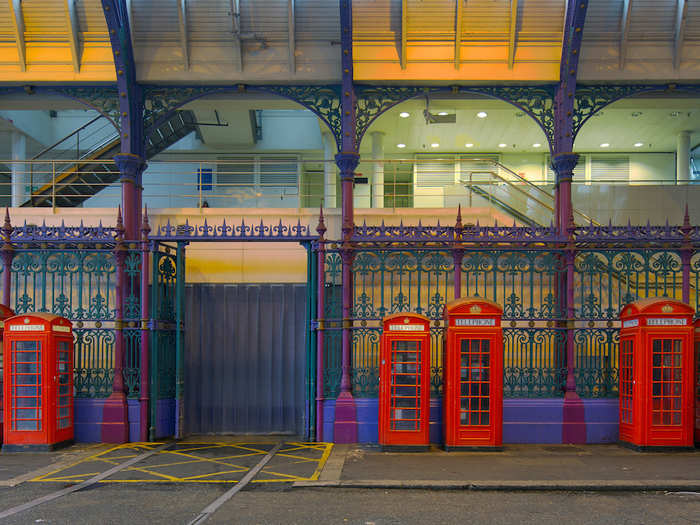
[1,484,699,525]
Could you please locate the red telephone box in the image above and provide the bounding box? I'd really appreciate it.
[443,297,503,450]
[619,298,694,449]
[379,313,431,450]
[0,304,16,444]
[695,318,700,445]
[2,313,74,451]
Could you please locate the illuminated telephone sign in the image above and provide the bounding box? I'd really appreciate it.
[2,313,74,451]
[619,298,694,449]
[379,313,431,451]
[443,297,503,450]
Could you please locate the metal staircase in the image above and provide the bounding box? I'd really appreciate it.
[23,111,197,207]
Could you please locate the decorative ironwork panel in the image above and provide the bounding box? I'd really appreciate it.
[574,328,619,398]
[460,251,565,320]
[503,328,567,398]
[351,327,380,397]
[575,250,683,320]
[73,328,115,398]
[322,253,342,398]
[691,252,700,313]
[151,249,178,400]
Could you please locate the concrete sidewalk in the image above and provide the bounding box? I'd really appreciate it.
[295,444,700,491]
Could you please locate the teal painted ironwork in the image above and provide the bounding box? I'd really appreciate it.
[305,245,318,441]
[175,242,186,438]
[322,252,342,398]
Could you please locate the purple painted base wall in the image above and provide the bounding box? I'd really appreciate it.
[74,398,141,443]
[321,397,620,444]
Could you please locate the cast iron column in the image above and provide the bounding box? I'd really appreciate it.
[332,0,359,443]
[103,207,129,443]
[114,154,146,242]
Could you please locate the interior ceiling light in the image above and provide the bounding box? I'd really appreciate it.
[532,143,541,148]
[431,143,440,148]
[477,111,488,118]
[600,143,610,148]
[498,143,507,148]
[438,111,448,116]
[634,142,644,147]
[669,111,680,117]
[515,112,524,118]
[397,143,406,148]
[631,112,643,117]
[465,143,474,148]
[399,112,410,118]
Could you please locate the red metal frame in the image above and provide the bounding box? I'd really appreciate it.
[0,303,16,443]
[695,319,699,445]
[443,297,503,449]
[2,313,74,450]
[379,313,431,449]
[619,299,694,449]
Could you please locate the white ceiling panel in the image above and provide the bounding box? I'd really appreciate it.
[22,0,68,42]
[353,0,401,41]
[517,0,565,42]
[582,0,624,41]
[187,0,234,43]
[239,0,289,41]
[76,0,109,42]
[628,0,677,41]
[131,0,180,42]
[407,0,456,41]
[296,0,340,42]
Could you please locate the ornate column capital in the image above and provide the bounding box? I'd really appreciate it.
[335,152,360,180]
[114,153,147,185]
[551,152,579,184]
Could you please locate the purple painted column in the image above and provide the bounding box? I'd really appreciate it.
[1,209,14,308]
[334,152,360,443]
[453,205,464,299]
[316,208,326,442]
[103,207,129,443]
[114,154,146,242]
[139,207,151,442]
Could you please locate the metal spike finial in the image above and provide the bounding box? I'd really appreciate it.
[455,204,463,229]
[317,205,327,238]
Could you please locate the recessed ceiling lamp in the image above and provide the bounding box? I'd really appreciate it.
[600,143,610,148]
[669,111,680,117]
[431,143,440,148]
[634,142,644,147]
[399,112,410,118]
[438,111,448,116]
[477,111,488,118]
[397,143,406,148]
[498,143,507,148]
[532,143,541,148]
[465,143,474,148]
[630,112,643,117]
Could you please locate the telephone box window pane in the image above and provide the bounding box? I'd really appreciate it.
[459,338,490,427]
[650,338,682,427]
[389,340,421,431]
[16,340,38,353]
[11,340,42,431]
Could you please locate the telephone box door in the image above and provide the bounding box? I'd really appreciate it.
[695,319,699,445]
[379,314,431,450]
[443,298,503,450]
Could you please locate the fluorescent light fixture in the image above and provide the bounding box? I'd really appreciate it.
[438,111,448,116]
[430,143,440,148]
[465,143,474,148]
[477,111,488,118]
[634,142,644,147]
[498,143,507,148]
[397,143,406,148]
[399,112,410,118]
[600,143,610,148]
[532,143,541,148]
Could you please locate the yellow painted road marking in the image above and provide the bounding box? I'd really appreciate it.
[30,442,333,484]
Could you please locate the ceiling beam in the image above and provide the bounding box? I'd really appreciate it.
[454,0,463,69]
[508,0,519,69]
[230,0,242,72]
[288,0,295,74]
[125,0,135,55]
[177,0,189,70]
[673,0,688,70]
[64,0,80,72]
[400,0,407,70]
[619,0,632,70]
[8,0,25,72]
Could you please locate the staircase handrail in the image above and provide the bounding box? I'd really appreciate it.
[30,115,112,161]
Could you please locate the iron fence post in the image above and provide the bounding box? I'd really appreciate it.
[175,241,185,438]
[149,246,159,441]
[139,208,151,442]
[681,205,692,304]
[453,205,464,299]
[102,207,129,443]
[316,208,327,441]
[1,210,14,308]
